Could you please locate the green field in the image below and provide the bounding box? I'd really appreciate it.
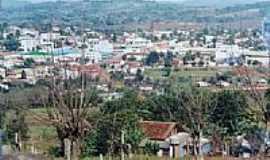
[24,109,57,153]
[144,68,218,82]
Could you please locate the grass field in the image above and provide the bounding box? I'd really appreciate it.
[23,109,57,154]
[144,68,219,82]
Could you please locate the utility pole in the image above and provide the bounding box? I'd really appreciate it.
[121,130,125,160]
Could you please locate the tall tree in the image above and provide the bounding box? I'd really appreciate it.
[179,87,212,160]
[91,90,144,157]
[209,90,250,137]
[4,34,20,51]
[145,51,159,66]
[44,81,99,160]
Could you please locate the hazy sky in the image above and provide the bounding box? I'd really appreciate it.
[24,0,184,2]
[21,0,270,4]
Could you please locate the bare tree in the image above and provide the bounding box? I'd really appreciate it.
[235,66,269,157]
[172,87,213,160]
[236,66,268,129]
[43,75,99,160]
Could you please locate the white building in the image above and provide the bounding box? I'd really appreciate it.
[0,68,6,78]
[125,37,152,51]
[215,45,242,65]
[39,32,61,43]
[93,40,113,60]
[243,51,270,66]
[19,35,39,52]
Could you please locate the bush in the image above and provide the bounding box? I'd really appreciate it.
[48,146,62,158]
[144,142,159,155]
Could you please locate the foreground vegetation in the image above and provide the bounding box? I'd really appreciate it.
[0,76,269,159]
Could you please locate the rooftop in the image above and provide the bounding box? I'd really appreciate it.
[140,121,177,141]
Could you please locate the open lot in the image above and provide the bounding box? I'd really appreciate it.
[144,68,219,82]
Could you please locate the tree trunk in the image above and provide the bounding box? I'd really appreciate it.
[64,138,82,160]
[121,131,125,160]
[71,139,81,160]
[198,131,204,160]
[64,138,71,160]
[193,138,197,157]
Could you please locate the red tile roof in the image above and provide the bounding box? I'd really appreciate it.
[140,121,177,141]
[0,51,16,56]
[127,62,142,68]
[69,64,102,74]
[106,59,122,65]
[233,66,268,78]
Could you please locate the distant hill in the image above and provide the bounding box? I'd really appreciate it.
[2,0,30,8]
[19,0,270,7]
[182,0,269,8]
[0,0,269,31]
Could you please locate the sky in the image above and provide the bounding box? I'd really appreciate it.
[24,0,185,2]
[20,0,270,4]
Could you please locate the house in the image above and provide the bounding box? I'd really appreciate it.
[106,59,124,72]
[0,83,9,91]
[172,59,184,68]
[0,68,6,79]
[67,64,103,79]
[153,30,173,40]
[125,62,144,74]
[125,52,146,61]
[140,121,212,158]
[125,37,152,51]
[139,121,181,157]
[196,81,210,87]
[139,85,153,92]
[19,35,39,52]
[256,78,268,86]
[243,51,270,67]
[217,81,230,87]
[215,45,242,66]
[92,40,114,60]
[152,41,170,53]
[39,32,61,43]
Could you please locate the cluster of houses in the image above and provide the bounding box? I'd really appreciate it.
[0,25,269,92]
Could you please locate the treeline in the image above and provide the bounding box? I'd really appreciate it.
[0,0,269,31]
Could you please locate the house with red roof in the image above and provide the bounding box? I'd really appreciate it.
[139,121,182,158]
[125,62,144,74]
[105,59,124,72]
[67,64,104,79]
[140,121,212,158]
[140,121,178,141]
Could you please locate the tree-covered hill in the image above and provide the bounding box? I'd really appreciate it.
[0,0,269,31]
[182,0,269,8]
[2,0,30,8]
